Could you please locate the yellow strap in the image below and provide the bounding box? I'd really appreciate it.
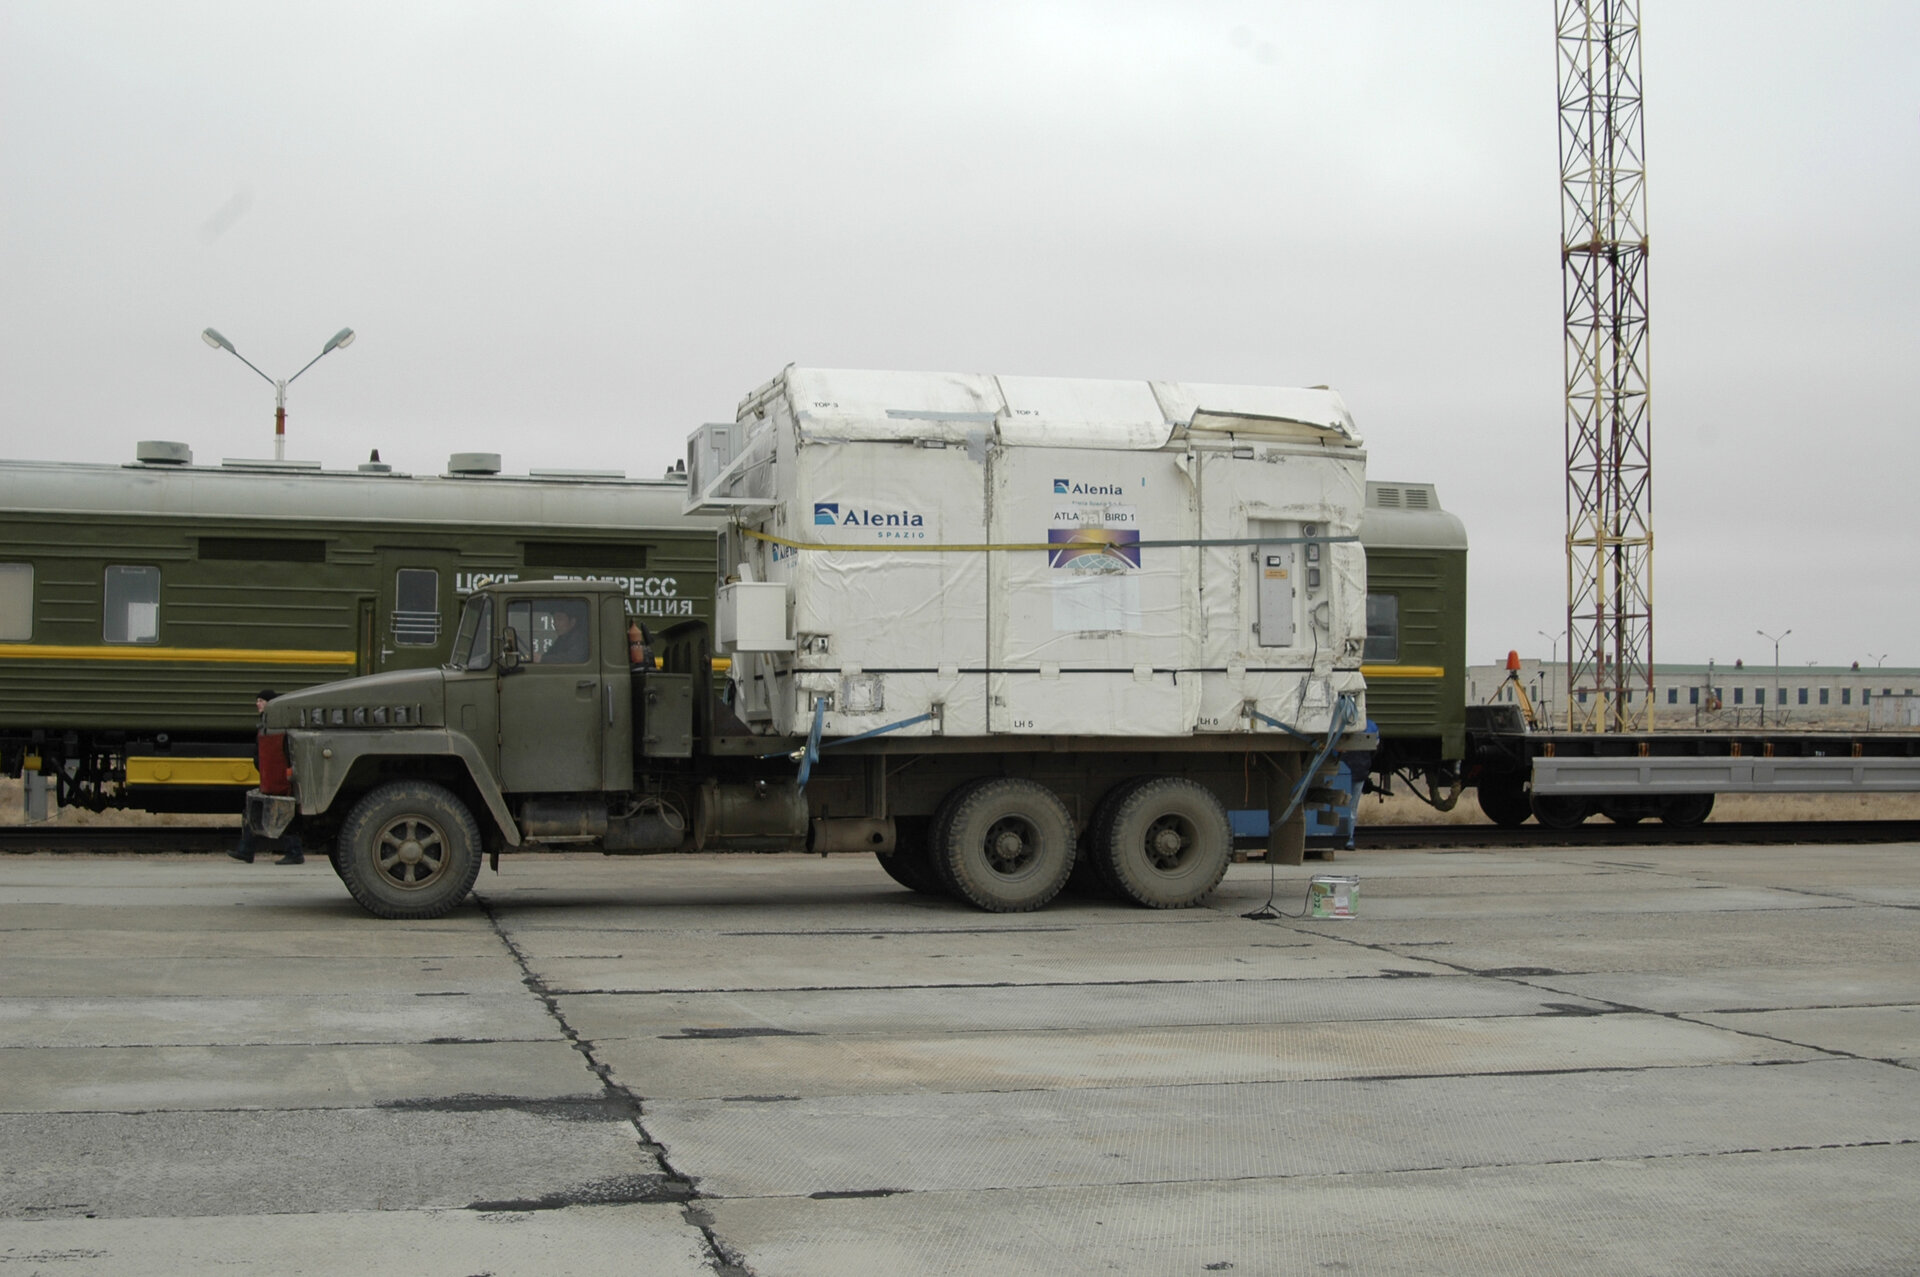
[0,644,356,666]
[1361,665,1446,679]
[742,527,1361,555]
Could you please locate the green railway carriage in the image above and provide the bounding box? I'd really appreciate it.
[0,446,723,813]
[1357,479,1468,799]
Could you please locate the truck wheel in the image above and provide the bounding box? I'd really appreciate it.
[936,778,1076,912]
[336,781,483,920]
[1660,793,1715,827]
[1476,777,1533,828]
[874,816,945,895]
[1530,794,1591,830]
[1064,779,1141,899]
[1094,778,1232,908]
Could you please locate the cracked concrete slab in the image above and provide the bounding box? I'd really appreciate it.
[519,916,1450,993]
[0,992,557,1049]
[1540,964,1920,1014]
[0,1108,675,1220]
[597,1012,1812,1100]
[0,1039,599,1112]
[646,1058,1920,1197]
[703,1143,1920,1276]
[1697,1004,1920,1064]
[0,954,534,997]
[557,972,1611,1040]
[0,1204,716,1277]
[5,844,1916,1273]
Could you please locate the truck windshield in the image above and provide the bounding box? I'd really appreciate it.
[450,596,493,671]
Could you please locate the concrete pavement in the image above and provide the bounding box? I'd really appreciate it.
[0,843,1914,1274]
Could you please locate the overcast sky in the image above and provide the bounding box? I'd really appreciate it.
[3,1,1916,669]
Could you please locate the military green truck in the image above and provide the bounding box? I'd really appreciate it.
[245,578,1356,919]
[248,367,1377,919]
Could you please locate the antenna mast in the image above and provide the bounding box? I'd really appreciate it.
[1558,0,1654,732]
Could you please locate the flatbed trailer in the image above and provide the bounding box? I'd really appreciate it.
[1464,704,1920,827]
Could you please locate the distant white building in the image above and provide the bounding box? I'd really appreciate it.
[1466,660,1920,731]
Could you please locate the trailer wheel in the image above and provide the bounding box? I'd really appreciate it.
[1530,794,1591,830]
[1475,777,1533,829]
[1660,793,1715,827]
[335,781,483,920]
[936,778,1076,913]
[874,816,945,895]
[1095,778,1232,909]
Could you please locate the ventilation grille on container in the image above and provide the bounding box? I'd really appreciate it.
[1367,482,1439,511]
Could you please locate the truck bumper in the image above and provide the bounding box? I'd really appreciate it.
[245,790,297,840]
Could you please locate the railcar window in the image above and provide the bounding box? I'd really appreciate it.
[1363,594,1399,662]
[0,564,31,641]
[505,597,591,665]
[103,566,160,644]
[393,569,440,646]
[452,596,493,671]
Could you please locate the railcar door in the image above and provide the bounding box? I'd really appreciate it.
[376,553,454,671]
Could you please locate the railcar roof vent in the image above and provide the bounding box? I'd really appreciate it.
[358,448,393,474]
[447,452,502,476]
[136,440,193,466]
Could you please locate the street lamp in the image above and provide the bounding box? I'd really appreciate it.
[1757,628,1790,728]
[201,326,356,461]
[1870,653,1889,668]
[1538,628,1565,727]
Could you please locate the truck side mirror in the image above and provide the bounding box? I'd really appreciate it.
[499,632,523,673]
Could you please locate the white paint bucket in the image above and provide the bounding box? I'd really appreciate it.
[1308,874,1360,919]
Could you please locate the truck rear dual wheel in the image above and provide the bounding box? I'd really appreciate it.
[934,778,1076,912]
[1091,778,1233,908]
[874,816,945,895]
[336,781,483,920]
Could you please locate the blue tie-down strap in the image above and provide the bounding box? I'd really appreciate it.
[795,696,828,790]
[770,701,940,791]
[1258,692,1362,832]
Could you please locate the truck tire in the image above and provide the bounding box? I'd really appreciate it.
[874,816,945,895]
[1093,777,1232,908]
[1530,793,1591,830]
[1660,793,1715,827]
[936,778,1076,913]
[1064,778,1142,899]
[1475,777,1533,828]
[335,781,483,920]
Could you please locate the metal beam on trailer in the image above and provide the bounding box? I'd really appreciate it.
[1533,755,1920,796]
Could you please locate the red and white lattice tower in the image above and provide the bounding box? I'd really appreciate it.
[1558,0,1654,732]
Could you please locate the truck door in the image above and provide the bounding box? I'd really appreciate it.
[498,594,603,793]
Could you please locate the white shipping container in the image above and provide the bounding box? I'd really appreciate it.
[689,368,1367,741]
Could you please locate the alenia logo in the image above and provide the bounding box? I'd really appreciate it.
[813,501,925,528]
[1053,479,1124,496]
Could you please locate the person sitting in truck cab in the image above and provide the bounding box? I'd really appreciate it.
[535,600,589,664]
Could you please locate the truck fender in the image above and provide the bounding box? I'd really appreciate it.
[288,729,522,846]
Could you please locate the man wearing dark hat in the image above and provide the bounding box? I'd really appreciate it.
[228,690,304,865]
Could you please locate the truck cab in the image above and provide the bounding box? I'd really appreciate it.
[248,581,717,918]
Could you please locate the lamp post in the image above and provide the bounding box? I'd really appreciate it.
[201,326,356,461]
[1537,628,1565,727]
[1757,628,1790,728]
[1871,653,1889,668]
